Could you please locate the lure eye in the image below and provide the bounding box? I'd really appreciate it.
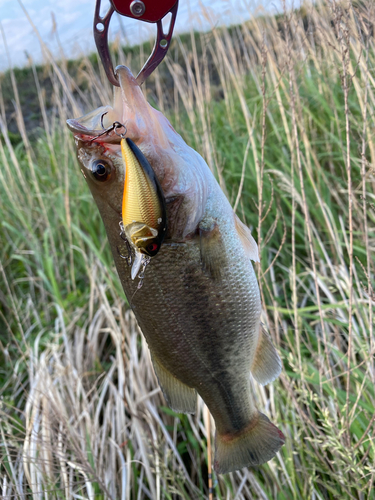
[91,160,111,182]
[146,243,158,254]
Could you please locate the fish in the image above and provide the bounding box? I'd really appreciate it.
[67,65,284,474]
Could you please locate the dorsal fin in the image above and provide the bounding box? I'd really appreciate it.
[233,213,259,262]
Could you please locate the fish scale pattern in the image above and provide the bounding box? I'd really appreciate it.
[114,217,261,436]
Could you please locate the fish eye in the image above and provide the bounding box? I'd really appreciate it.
[91,159,111,182]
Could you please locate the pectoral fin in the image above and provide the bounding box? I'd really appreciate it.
[199,218,226,279]
[251,324,282,385]
[151,356,197,414]
[234,213,259,262]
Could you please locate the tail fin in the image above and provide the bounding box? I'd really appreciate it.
[214,412,285,474]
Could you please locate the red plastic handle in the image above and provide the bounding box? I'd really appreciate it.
[110,0,177,23]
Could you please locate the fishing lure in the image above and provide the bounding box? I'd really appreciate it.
[120,137,167,280]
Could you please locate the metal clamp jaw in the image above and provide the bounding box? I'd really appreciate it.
[94,0,178,87]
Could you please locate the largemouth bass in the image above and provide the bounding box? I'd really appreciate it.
[67,66,284,474]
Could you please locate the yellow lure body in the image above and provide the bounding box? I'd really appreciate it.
[121,138,162,229]
[121,138,167,259]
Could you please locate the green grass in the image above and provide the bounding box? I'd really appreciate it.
[1,0,375,499]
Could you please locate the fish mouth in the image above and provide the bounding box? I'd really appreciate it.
[67,107,122,144]
[67,66,152,145]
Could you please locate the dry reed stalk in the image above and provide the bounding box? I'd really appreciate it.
[358,4,375,392]
[331,1,355,447]
[203,406,213,500]
[289,8,333,382]
[255,35,274,331]
[283,6,301,373]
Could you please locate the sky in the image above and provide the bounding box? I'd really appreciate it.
[0,0,302,71]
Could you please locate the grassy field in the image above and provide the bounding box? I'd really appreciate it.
[1,1,375,498]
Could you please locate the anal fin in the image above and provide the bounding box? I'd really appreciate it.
[251,324,282,385]
[151,356,197,414]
